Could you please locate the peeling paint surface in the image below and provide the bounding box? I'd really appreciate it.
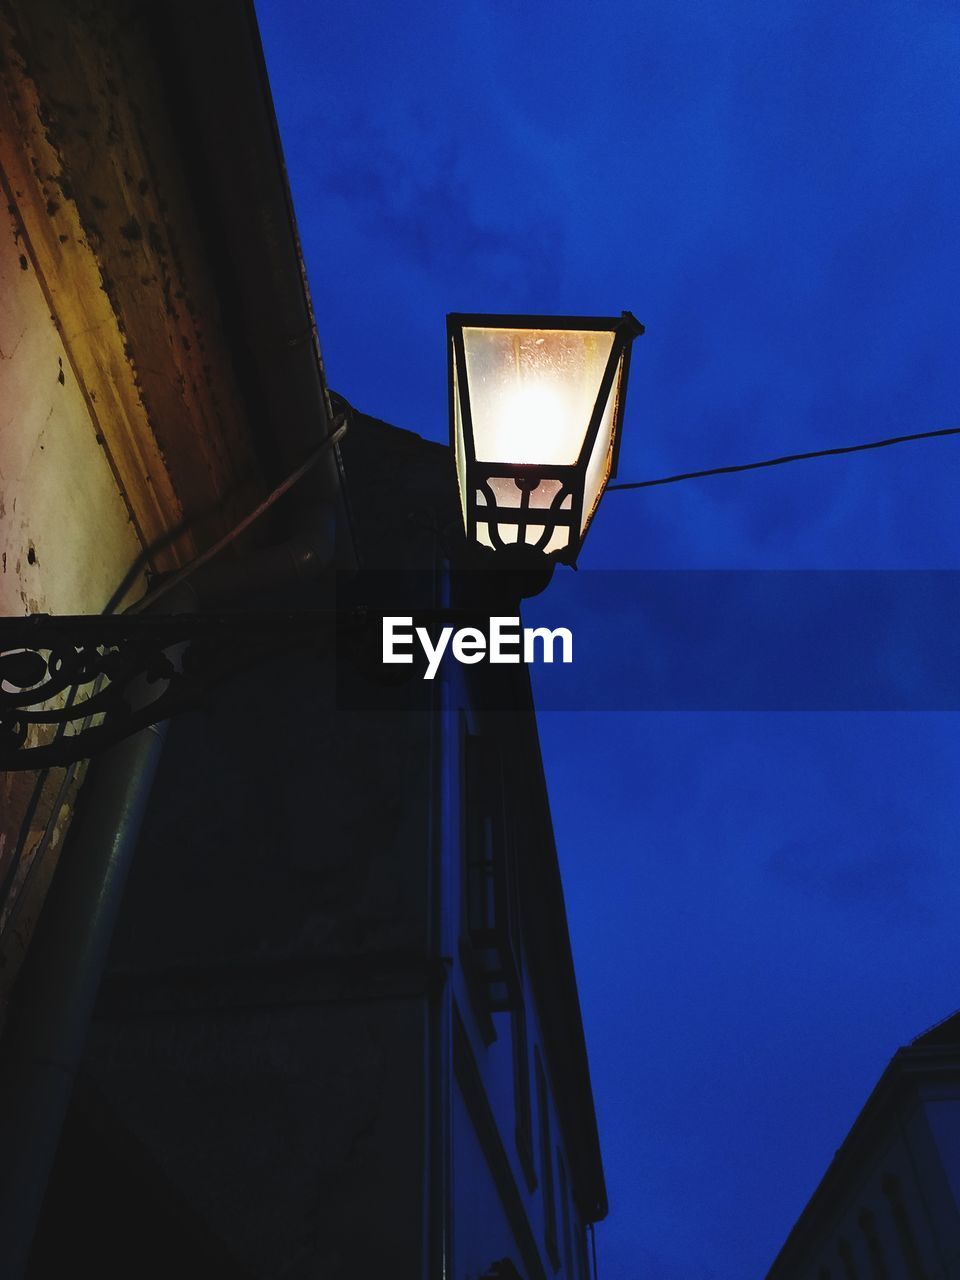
[0,204,145,614]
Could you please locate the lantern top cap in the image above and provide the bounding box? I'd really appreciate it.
[447,310,644,338]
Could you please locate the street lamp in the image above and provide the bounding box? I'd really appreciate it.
[448,311,644,567]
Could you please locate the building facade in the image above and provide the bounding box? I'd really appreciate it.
[0,3,607,1277]
[767,1011,960,1280]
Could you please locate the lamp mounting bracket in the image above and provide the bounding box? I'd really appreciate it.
[0,612,347,771]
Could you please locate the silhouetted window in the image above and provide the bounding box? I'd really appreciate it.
[536,1047,559,1268]
[559,1153,574,1277]
[578,1223,590,1280]
[859,1207,889,1280]
[512,1002,536,1188]
[882,1173,927,1279]
[838,1238,859,1280]
[462,728,521,1013]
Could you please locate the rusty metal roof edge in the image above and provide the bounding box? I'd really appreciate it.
[152,0,358,566]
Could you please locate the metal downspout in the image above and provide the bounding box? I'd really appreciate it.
[0,719,168,1277]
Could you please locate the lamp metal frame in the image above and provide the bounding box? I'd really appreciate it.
[448,311,644,565]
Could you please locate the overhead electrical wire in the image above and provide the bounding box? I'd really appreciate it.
[606,425,960,492]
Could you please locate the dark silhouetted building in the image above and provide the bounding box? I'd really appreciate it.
[767,1011,960,1280]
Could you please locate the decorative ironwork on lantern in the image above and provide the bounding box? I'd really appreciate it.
[448,311,644,565]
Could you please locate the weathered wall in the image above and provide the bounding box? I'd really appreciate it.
[0,0,271,1017]
[0,209,144,614]
[0,0,263,569]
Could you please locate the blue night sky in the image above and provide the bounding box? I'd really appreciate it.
[255,2,960,1275]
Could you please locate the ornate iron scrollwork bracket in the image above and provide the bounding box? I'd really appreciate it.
[0,613,348,771]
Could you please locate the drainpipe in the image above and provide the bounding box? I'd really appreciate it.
[0,520,335,1277]
[0,718,169,1278]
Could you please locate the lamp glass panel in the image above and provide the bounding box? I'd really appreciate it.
[484,476,567,512]
[462,326,615,466]
[452,341,468,525]
[580,353,623,535]
[486,476,524,508]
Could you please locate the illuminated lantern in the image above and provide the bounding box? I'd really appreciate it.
[448,312,643,565]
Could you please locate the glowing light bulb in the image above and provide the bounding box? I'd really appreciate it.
[493,380,570,465]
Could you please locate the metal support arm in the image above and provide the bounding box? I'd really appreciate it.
[0,612,344,770]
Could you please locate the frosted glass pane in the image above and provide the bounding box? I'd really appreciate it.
[486,477,523,508]
[485,476,564,511]
[581,353,623,535]
[463,327,614,466]
[453,340,468,524]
